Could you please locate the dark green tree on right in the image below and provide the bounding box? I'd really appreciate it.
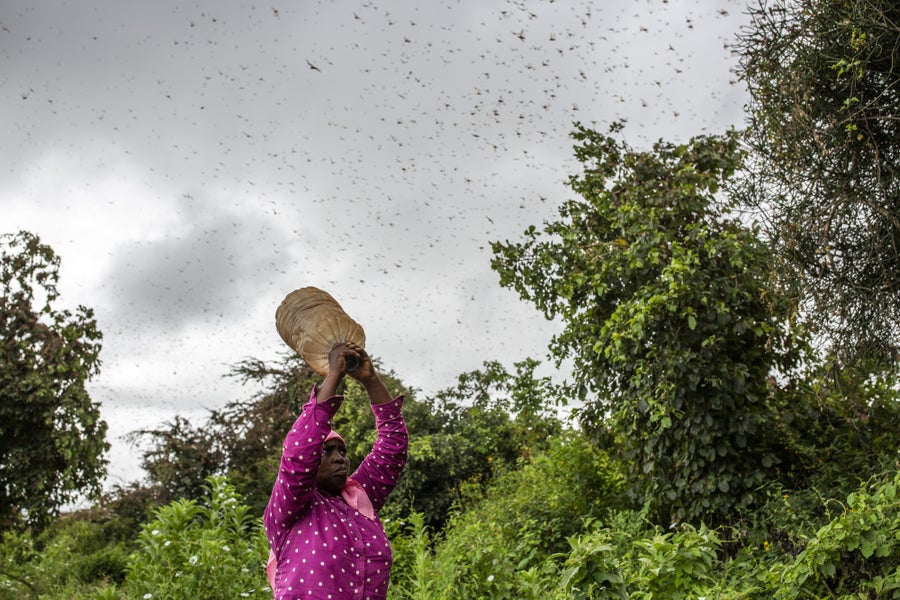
[736,0,900,365]
[492,126,804,525]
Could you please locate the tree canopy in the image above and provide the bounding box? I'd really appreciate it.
[737,0,900,365]
[0,231,109,530]
[492,125,803,525]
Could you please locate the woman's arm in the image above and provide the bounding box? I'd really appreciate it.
[263,388,342,554]
[317,343,352,402]
[343,342,409,510]
[350,396,408,512]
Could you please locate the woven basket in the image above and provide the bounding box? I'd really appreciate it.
[275,287,366,376]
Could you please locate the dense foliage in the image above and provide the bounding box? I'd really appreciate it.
[123,477,269,600]
[492,126,803,525]
[407,430,626,599]
[737,0,900,364]
[0,231,108,531]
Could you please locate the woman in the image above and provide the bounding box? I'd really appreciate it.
[264,342,408,599]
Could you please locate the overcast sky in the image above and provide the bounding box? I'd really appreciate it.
[3,0,751,488]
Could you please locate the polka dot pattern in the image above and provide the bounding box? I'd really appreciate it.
[264,386,408,600]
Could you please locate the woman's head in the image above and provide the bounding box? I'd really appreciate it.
[316,430,349,495]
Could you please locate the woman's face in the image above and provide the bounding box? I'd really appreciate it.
[316,438,349,495]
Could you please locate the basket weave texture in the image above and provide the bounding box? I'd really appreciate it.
[275,287,366,376]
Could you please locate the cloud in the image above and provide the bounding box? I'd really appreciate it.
[101,194,281,329]
[3,0,754,484]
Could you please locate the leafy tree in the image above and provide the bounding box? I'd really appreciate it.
[430,358,563,460]
[0,231,108,530]
[126,415,225,507]
[492,126,801,525]
[126,354,320,512]
[384,358,563,531]
[736,0,900,365]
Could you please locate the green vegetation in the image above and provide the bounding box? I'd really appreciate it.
[492,125,803,526]
[122,477,269,600]
[736,0,900,365]
[0,231,109,531]
[2,1,900,597]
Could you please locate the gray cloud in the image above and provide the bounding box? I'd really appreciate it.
[99,194,289,330]
[3,0,752,483]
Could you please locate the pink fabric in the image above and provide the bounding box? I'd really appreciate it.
[266,550,277,591]
[265,477,377,591]
[264,387,407,599]
[324,429,344,445]
[342,477,376,520]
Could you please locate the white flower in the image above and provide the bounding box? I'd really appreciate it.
[151,529,160,536]
[222,545,230,552]
[189,555,199,565]
[164,540,171,547]
[143,594,153,599]
[487,575,495,582]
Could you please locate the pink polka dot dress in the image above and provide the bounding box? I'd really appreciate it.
[264,386,408,599]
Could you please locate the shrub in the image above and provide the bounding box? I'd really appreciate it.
[123,476,269,600]
[771,470,900,598]
[559,518,724,600]
[424,430,625,599]
[0,515,130,599]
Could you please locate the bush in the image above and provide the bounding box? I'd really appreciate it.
[123,476,269,600]
[0,515,130,599]
[770,470,900,598]
[418,430,625,599]
[559,518,723,600]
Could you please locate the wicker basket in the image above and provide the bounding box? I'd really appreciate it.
[275,287,366,376]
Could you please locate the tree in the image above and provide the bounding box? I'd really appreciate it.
[0,231,108,530]
[385,358,563,531]
[492,125,801,525]
[126,415,226,507]
[127,354,320,512]
[736,0,900,365]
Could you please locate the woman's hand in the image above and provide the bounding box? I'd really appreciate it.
[327,342,359,376]
[343,342,393,405]
[318,342,359,402]
[344,342,376,385]
[321,342,392,405]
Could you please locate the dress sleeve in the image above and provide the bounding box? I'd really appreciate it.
[350,396,409,512]
[263,385,343,554]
